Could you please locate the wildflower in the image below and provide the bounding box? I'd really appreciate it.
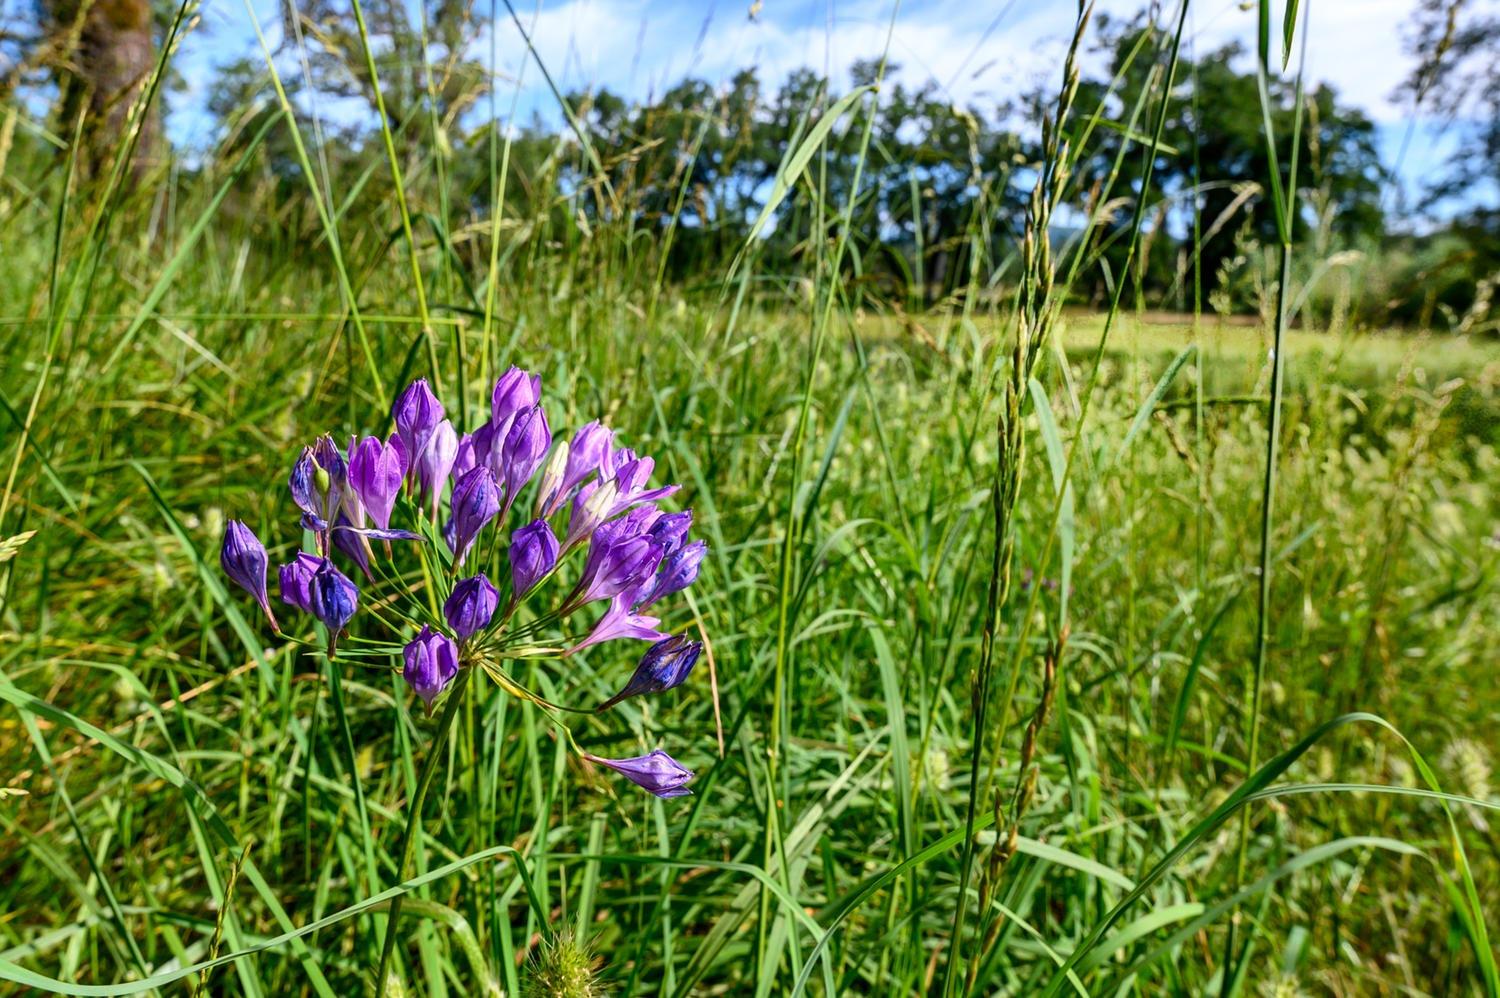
[565,584,666,658]
[349,435,405,531]
[220,520,278,631]
[491,366,541,429]
[291,552,361,654]
[444,574,498,642]
[597,634,702,710]
[567,524,662,610]
[648,510,693,555]
[452,432,479,481]
[538,421,613,516]
[277,551,323,613]
[393,379,445,471]
[415,419,458,517]
[637,539,706,609]
[448,465,500,567]
[403,625,459,712]
[332,512,373,580]
[288,435,347,533]
[586,749,694,798]
[510,519,559,599]
[494,405,551,509]
[602,451,678,517]
[562,478,619,550]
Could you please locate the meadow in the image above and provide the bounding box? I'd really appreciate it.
[2,3,1499,995]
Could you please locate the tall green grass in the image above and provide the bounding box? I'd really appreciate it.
[1,0,1498,994]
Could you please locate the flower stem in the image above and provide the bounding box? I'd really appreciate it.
[374,666,473,997]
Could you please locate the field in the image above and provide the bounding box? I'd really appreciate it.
[2,6,1499,994]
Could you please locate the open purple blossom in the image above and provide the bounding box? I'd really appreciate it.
[403,625,459,712]
[604,452,679,518]
[349,435,405,531]
[221,520,278,631]
[510,519,558,599]
[393,378,445,475]
[586,749,694,798]
[447,465,500,567]
[289,435,347,534]
[564,584,666,658]
[538,421,614,516]
[597,634,702,711]
[444,574,498,642]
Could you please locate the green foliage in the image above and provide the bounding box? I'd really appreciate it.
[0,3,1498,996]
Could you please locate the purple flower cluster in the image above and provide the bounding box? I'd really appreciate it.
[219,366,708,798]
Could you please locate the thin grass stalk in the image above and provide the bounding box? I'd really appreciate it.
[241,0,386,404]
[346,0,439,380]
[756,19,898,985]
[942,9,1091,992]
[374,666,474,996]
[1221,6,1307,988]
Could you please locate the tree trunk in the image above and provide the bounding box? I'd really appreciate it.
[54,0,159,178]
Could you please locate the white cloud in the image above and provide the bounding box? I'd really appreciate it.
[473,0,1428,126]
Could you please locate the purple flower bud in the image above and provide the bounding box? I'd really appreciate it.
[510,519,558,599]
[598,634,702,711]
[469,420,499,469]
[393,379,445,470]
[452,432,478,481]
[403,624,459,712]
[448,466,500,567]
[648,510,693,557]
[278,552,323,613]
[332,512,373,580]
[568,421,615,484]
[586,748,694,798]
[565,586,666,658]
[444,574,498,641]
[637,539,707,610]
[221,520,278,631]
[415,419,458,516]
[569,533,663,610]
[495,405,551,504]
[491,366,541,428]
[309,558,358,633]
[349,435,404,531]
[285,556,358,655]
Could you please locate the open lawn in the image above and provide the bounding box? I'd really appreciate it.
[2,279,1497,993]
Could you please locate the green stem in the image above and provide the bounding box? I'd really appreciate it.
[374,666,473,997]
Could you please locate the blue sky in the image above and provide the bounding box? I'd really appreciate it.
[4,0,1492,216]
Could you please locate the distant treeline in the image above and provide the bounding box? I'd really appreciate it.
[7,3,1498,332]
